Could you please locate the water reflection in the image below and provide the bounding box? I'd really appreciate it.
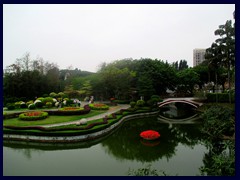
[159,102,197,119]
[4,116,207,176]
[101,117,204,162]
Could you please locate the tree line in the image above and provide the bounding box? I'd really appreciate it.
[3,19,235,105]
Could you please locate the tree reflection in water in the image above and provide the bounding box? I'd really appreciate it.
[100,116,204,162]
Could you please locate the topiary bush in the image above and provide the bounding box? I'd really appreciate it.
[14,101,23,109]
[136,100,145,107]
[49,92,58,98]
[20,102,27,109]
[19,111,48,121]
[130,101,136,108]
[28,104,36,110]
[42,97,53,105]
[35,101,44,108]
[26,100,33,107]
[36,97,44,102]
[46,102,52,108]
[7,104,15,110]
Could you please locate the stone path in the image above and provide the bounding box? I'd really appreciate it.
[41,104,130,128]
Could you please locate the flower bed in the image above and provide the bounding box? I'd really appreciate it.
[59,107,84,111]
[89,103,109,110]
[19,111,48,121]
[56,106,88,115]
[140,130,160,140]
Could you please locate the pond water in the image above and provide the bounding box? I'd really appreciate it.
[159,102,197,119]
[3,114,209,176]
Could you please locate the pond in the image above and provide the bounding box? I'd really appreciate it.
[3,115,209,176]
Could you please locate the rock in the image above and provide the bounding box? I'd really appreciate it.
[79,118,87,125]
[75,122,81,126]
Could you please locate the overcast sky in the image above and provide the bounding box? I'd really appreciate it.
[3,4,235,72]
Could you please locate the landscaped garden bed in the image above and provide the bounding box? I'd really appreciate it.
[19,111,48,121]
[3,107,159,138]
[89,103,109,110]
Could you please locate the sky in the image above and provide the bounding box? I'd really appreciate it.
[3,4,235,72]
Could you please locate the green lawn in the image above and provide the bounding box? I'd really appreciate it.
[3,110,106,127]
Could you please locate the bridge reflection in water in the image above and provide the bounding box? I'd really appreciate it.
[158,98,202,123]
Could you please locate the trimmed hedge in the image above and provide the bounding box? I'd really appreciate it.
[206,93,235,103]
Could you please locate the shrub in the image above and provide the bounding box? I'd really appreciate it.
[66,99,74,106]
[46,102,52,108]
[206,93,235,103]
[35,101,44,108]
[130,101,136,108]
[36,97,44,102]
[20,102,27,109]
[201,105,234,139]
[14,101,23,109]
[58,92,65,97]
[19,111,48,121]
[42,97,53,105]
[7,104,15,110]
[26,100,33,107]
[136,100,145,107]
[49,92,57,98]
[28,104,36,110]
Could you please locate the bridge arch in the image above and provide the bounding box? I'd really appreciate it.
[158,99,201,108]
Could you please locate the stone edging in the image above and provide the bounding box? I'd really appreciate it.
[3,111,159,143]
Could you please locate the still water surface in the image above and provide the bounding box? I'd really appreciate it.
[3,116,208,176]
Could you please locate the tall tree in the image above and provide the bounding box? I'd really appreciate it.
[215,20,235,102]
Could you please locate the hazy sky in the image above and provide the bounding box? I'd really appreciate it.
[3,4,235,72]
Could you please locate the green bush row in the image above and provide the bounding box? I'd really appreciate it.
[206,93,235,103]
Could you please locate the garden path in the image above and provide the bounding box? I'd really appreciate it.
[41,104,130,128]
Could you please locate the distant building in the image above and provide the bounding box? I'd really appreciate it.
[193,48,206,67]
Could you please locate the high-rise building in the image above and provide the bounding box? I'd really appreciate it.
[193,48,206,67]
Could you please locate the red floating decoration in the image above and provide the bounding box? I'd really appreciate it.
[140,130,160,140]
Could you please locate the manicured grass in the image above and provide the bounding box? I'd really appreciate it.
[3,110,106,127]
[3,107,158,136]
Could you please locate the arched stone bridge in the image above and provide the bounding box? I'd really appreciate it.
[158,98,203,108]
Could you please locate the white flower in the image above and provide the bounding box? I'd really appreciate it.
[55,102,59,107]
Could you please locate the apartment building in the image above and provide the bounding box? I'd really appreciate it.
[193,48,206,67]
